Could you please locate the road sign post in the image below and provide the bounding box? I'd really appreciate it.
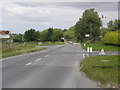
[0,30,12,49]
[9,37,13,49]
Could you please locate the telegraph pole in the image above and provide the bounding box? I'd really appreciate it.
[9,33,13,49]
[90,22,92,39]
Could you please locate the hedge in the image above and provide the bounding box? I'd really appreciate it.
[103,31,120,46]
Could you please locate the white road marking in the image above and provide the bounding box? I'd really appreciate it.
[44,55,49,57]
[35,58,41,62]
[1,52,40,61]
[26,62,32,65]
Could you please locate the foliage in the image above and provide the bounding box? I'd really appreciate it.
[81,43,120,51]
[63,29,67,32]
[12,34,24,42]
[2,42,46,58]
[40,29,48,42]
[47,28,54,41]
[107,19,120,31]
[75,8,102,42]
[24,29,40,42]
[38,42,65,46]
[63,26,77,42]
[51,29,63,42]
[40,28,63,42]
[103,31,120,46]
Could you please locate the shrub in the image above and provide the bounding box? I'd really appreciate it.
[103,31,120,46]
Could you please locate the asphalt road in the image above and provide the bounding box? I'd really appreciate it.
[2,44,98,88]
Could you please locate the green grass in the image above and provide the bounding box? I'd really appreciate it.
[2,42,46,58]
[2,42,65,58]
[81,43,120,51]
[38,42,65,46]
[81,55,119,87]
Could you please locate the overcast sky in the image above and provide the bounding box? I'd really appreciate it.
[0,2,119,34]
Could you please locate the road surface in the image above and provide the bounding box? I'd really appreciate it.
[2,44,98,88]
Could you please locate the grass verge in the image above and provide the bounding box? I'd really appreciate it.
[2,42,46,58]
[81,43,120,51]
[80,55,119,87]
[38,42,65,46]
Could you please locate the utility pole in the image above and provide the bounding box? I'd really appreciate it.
[90,22,92,39]
[9,34,13,49]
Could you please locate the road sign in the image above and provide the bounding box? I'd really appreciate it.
[0,31,10,34]
[85,34,90,37]
[0,30,10,38]
[0,34,10,38]
[84,44,86,46]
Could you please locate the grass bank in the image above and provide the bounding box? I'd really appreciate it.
[38,42,65,46]
[2,42,46,58]
[81,43,120,51]
[80,55,119,88]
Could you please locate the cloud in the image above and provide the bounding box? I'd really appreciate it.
[2,2,118,33]
[0,3,3,28]
[1,0,119,2]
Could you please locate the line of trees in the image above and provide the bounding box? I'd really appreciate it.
[11,8,120,45]
[12,28,65,43]
[40,28,64,42]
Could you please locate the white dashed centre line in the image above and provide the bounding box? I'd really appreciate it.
[26,62,32,65]
[35,58,42,62]
[44,55,49,57]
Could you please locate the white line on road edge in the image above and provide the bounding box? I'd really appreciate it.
[35,58,42,62]
[26,62,32,65]
[44,55,50,57]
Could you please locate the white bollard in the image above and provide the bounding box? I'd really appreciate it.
[90,47,92,52]
[87,47,90,52]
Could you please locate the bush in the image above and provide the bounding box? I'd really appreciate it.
[103,31,120,46]
[85,37,101,44]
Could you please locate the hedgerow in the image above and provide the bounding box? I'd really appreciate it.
[103,31,120,46]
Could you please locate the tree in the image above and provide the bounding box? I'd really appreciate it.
[75,8,102,42]
[107,19,120,31]
[12,34,24,42]
[40,29,48,42]
[63,26,77,42]
[51,29,63,42]
[24,29,40,42]
[107,20,114,31]
[47,28,53,41]
[40,28,63,42]
[63,29,67,32]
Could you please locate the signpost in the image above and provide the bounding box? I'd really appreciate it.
[0,31,10,38]
[0,31,10,34]
[0,30,12,49]
[85,34,90,37]
[85,34,92,57]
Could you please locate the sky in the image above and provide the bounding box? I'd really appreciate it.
[0,1,119,34]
